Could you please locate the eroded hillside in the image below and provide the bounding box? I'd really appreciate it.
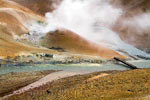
[0,0,56,58]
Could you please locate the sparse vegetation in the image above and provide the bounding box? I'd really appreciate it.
[0,70,56,97]
[4,69,150,100]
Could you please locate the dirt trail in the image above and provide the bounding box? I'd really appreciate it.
[1,71,86,100]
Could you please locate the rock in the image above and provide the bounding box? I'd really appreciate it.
[45,54,53,58]
[49,47,66,52]
[46,90,51,94]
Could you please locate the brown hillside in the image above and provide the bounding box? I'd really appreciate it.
[0,24,57,58]
[0,0,44,20]
[111,0,150,15]
[10,0,60,16]
[0,0,56,58]
[40,29,126,59]
[0,11,28,37]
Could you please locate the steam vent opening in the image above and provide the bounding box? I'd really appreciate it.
[0,0,150,100]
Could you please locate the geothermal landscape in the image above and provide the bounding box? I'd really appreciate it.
[0,0,150,100]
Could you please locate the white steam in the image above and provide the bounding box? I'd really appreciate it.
[44,0,122,32]
[27,0,150,58]
[123,13,150,34]
[134,13,150,31]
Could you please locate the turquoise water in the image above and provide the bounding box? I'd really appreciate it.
[0,60,150,75]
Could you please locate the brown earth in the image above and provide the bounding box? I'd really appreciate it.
[5,69,150,100]
[0,70,56,97]
[0,0,44,20]
[10,0,60,16]
[112,0,150,15]
[0,0,57,58]
[40,29,126,59]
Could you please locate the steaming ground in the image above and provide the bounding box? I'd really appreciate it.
[27,0,150,59]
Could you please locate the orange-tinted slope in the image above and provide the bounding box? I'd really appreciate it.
[0,0,56,58]
[0,26,57,58]
[0,11,28,37]
[0,0,44,20]
[41,29,126,59]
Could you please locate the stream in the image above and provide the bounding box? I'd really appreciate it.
[0,60,150,75]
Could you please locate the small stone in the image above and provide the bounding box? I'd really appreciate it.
[46,90,51,94]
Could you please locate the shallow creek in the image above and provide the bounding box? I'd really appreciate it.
[0,60,150,75]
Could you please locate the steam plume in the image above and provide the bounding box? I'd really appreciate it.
[27,0,150,58]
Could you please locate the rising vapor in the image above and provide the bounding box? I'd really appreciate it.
[27,0,150,58]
